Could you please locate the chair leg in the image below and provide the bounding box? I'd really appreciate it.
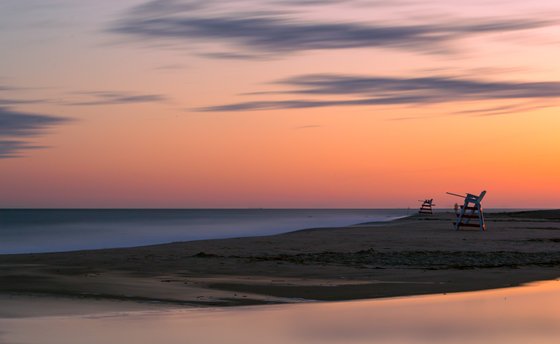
[478,206,486,231]
[455,203,467,230]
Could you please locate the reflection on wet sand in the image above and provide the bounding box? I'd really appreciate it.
[2,280,560,344]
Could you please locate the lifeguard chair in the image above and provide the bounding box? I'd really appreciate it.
[418,199,435,215]
[446,190,487,231]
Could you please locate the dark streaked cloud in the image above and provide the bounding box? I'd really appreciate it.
[0,106,69,158]
[110,0,554,57]
[0,98,45,105]
[0,140,45,159]
[197,51,264,60]
[128,0,205,15]
[277,74,560,98]
[0,107,67,136]
[66,91,167,106]
[198,74,560,112]
[199,97,428,112]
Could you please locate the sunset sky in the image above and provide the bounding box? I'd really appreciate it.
[1,0,559,208]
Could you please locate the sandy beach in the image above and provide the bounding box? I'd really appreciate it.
[1,210,560,316]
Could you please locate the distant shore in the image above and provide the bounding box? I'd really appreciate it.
[1,210,560,317]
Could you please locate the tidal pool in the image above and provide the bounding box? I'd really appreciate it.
[2,280,560,344]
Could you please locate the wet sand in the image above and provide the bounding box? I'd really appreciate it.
[1,210,560,316]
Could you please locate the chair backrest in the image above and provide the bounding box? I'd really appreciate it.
[477,190,487,202]
[465,191,486,205]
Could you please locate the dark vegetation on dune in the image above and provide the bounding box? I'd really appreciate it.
[192,249,560,270]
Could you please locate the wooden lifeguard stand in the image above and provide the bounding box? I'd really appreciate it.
[446,190,487,231]
[418,199,435,215]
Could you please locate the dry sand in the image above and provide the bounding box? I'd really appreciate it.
[1,210,560,316]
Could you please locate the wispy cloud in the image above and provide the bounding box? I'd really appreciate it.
[0,106,69,158]
[452,102,553,117]
[198,74,560,112]
[271,0,381,6]
[197,51,264,60]
[0,107,67,136]
[0,98,44,105]
[0,86,163,157]
[110,0,554,57]
[66,91,167,106]
[277,74,560,98]
[0,140,45,159]
[154,64,187,70]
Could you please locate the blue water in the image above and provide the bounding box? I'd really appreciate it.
[0,209,410,254]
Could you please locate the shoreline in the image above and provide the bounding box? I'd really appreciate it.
[1,210,560,317]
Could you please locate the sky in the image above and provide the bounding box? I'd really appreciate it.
[0,0,559,208]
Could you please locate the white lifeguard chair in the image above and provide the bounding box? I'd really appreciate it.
[446,190,487,231]
[418,199,435,215]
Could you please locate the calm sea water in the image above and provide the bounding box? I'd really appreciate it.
[2,280,560,343]
[0,209,410,254]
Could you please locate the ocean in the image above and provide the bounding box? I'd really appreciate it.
[0,209,410,254]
